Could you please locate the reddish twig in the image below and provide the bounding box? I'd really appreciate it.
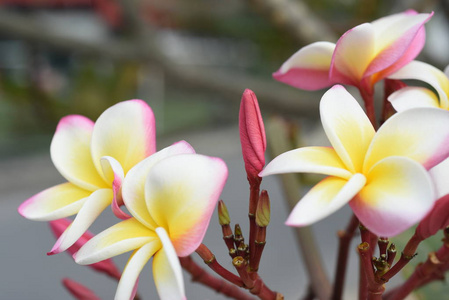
[180,256,254,300]
[332,214,359,300]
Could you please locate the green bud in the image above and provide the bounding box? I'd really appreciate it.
[218,200,230,226]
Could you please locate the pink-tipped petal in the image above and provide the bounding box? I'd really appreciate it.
[75,218,157,265]
[416,194,449,239]
[260,146,352,180]
[364,107,449,172]
[273,42,336,90]
[239,89,266,182]
[51,115,107,191]
[49,189,112,254]
[100,156,130,220]
[364,12,432,81]
[286,174,366,227]
[145,154,228,257]
[388,87,440,112]
[351,156,435,237]
[320,85,375,173]
[388,60,449,109]
[153,227,186,300]
[330,24,376,85]
[115,240,161,300]
[91,100,156,177]
[122,141,196,229]
[19,183,90,221]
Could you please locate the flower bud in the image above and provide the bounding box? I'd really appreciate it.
[218,200,231,226]
[62,278,101,300]
[256,190,270,227]
[239,89,266,185]
[49,219,121,279]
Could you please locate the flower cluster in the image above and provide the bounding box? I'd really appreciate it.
[19,8,449,300]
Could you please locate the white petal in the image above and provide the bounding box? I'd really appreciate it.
[75,218,157,265]
[153,227,186,300]
[51,115,107,191]
[115,240,161,300]
[286,174,366,226]
[49,188,112,254]
[320,85,375,173]
[388,87,440,112]
[260,146,352,179]
[122,141,196,229]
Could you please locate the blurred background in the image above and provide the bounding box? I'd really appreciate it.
[2,0,449,299]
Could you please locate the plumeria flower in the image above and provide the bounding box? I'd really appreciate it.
[74,148,228,300]
[260,85,449,237]
[388,61,449,208]
[273,10,432,95]
[19,100,156,254]
[388,60,449,111]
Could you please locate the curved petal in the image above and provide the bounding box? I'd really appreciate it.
[49,188,112,254]
[153,227,186,300]
[416,194,449,239]
[351,156,435,237]
[145,154,228,257]
[273,42,335,90]
[388,87,440,112]
[286,174,366,227]
[100,156,130,219]
[365,11,432,80]
[19,183,90,221]
[429,156,449,199]
[320,85,375,173]
[122,141,196,229]
[330,23,375,85]
[388,61,449,109]
[75,218,158,265]
[51,115,107,191]
[91,100,156,178]
[115,240,161,300]
[364,107,449,172]
[260,146,352,180]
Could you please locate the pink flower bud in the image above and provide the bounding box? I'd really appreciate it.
[416,195,449,239]
[49,219,121,279]
[62,278,101,300]
[239,89,266,185]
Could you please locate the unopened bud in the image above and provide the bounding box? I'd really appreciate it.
[256,190,270,227]
[234,224,244,243]
[239,89,266,185]
[218,200,231,226]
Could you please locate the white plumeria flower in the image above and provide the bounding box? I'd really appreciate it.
[19,100,158,254]
[388,60,449,111]
[74,151,228,300]
[274,10,432,94]
[260,85,449,237]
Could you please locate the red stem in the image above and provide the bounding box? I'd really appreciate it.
[358,87,377,129]
[332,214,359,300]
[179,256,254,300]
[381,233,422,282]
[196,244,244,287]
[249,184,260,267]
